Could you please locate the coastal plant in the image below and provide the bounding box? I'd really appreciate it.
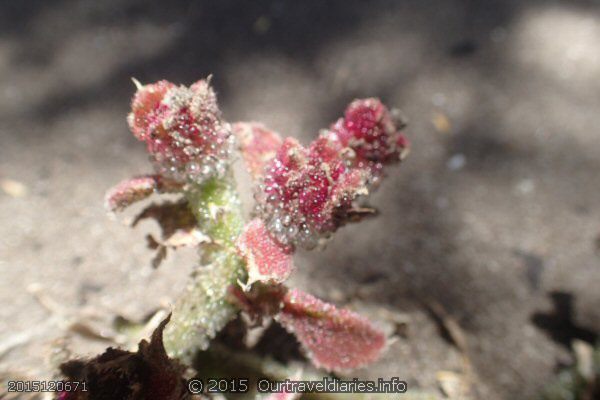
[63,76,409,398]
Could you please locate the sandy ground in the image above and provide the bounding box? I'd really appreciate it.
[1,1,600,399]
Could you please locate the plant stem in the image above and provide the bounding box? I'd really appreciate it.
[163,174,247,360]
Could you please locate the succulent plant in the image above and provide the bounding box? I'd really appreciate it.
[96,77,408,397]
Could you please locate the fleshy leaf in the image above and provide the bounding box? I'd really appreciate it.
[256,136,369,249]
[127,79,234,184]
[277,288,386,372]
[236,219,293,285]
[104,175,183,212]
[233,122,283,179]
[330,98,409,167]
[253,98,408,249]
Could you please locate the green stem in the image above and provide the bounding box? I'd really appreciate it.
[163,174,247,360]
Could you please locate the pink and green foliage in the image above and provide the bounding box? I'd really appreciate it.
[229,284,387,372]
[253,98,408,249]
[255,136,368,249]
[331,98,409,169]
[127,78,235,184]
[236,218,293,285]
[278,288,386,372]
[104,77,408,376]
[233,122,283,179]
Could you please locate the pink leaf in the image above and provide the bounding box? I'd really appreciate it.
[127,79,234,184]
[233,122,283,179]
[236,219,293,285]
[253,98,409,250]
[256,136,369,249]
[104,175,183,212]
[277,289,386,372]
[330,98,409,166]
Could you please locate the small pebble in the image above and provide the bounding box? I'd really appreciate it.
[447,154,466,171]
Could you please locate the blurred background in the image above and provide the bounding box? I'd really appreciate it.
[1,1,599,399]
